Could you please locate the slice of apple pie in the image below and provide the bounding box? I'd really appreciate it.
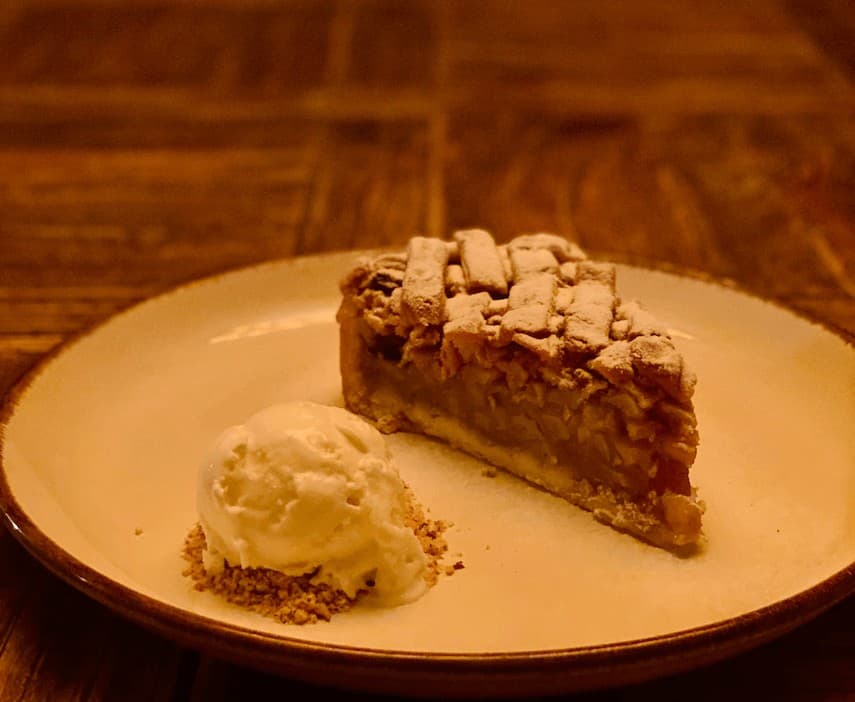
[337,230,703,550]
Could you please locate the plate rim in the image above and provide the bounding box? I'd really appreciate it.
[1,251,853,695]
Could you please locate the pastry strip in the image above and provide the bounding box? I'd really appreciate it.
[564,280,614,352]
[501,273,556,338]
[509,247,559,281]
[402,237,449,325]
[454,229,509,296]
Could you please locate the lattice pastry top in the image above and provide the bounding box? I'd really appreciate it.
[340,229,696,404]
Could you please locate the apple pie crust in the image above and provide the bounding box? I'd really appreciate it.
[337,230,704,550]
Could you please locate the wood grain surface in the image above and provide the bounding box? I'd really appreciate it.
[0,0,853,700]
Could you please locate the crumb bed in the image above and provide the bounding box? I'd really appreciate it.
[182,489,456,625]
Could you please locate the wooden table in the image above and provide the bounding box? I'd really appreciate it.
[1,1,853,699]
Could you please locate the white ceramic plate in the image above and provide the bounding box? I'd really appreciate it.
[1,252,853,697]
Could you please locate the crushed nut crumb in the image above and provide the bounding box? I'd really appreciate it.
[182,488,459,625]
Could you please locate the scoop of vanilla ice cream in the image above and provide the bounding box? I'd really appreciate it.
[197,401,428,605]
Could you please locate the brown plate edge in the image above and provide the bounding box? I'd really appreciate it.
[0,251,853,698]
